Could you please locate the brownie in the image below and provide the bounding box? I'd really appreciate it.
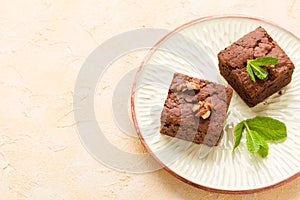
[218,26,295,107]
[160,73,233,147]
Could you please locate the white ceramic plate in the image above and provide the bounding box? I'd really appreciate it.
[131,16,300,193]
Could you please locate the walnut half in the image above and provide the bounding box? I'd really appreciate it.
[193,101,212,119]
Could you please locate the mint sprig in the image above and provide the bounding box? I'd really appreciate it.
[246,56,278,82]
[233,116,287,158]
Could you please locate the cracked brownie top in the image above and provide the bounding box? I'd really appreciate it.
[218,26,294,98]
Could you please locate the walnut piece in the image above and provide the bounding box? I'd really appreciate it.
[175,81,200,91]
[194,101,212,119]
[200,110,211,119]
[186,82,200,90]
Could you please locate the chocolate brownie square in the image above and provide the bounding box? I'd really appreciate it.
[218,26,295,107]
[160,73,233,147]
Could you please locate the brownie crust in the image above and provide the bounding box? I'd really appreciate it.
[218,27,294,107]
[160,73,233,147]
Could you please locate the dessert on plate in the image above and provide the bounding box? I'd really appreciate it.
[160,72,233,147]
[218,26,295,107]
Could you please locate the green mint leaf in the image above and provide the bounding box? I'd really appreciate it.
[233,121,245,151]
[246,63,256,82]
[246,130,262,154]
[257,139,269,158]
[232,116,287,158]
[246,56,278,82]
[250,56,279,66]
[250,63,268,81]
[245,116,287,141]
[245,127,269,158]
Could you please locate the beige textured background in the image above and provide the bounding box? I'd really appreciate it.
[1,0,300,199]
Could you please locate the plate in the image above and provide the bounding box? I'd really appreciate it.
[131,16,300,193]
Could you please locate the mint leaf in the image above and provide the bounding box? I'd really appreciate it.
[246,130,261,154]
[246,56,278,82]
[246,63,256,82]
[257,139,269,158]
[250,56,278,66]
[232,116,286,158]
[233,121,245,151]
[250,64,268,81]
[245,116,287,141]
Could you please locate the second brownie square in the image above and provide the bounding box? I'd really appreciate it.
[218,27,295,107]
[160,73,233,147]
